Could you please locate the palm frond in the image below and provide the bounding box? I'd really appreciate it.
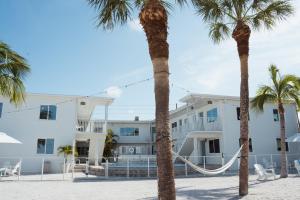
[87,0,133,30]
[251,85,277,111]
[250,0,294,30]
[194,0,225,22]
[0,41,30,105]
[208,22,231,43]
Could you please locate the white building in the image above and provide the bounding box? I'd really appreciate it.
[0,93,113,173]
[171,94,300,168]
[104,119,156,156]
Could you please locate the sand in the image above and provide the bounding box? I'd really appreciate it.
[0,174,299,200]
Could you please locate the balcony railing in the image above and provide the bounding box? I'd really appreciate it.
[172,117,222,136]
[77,120,104,133]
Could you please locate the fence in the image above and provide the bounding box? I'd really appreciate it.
[0,153,299,181]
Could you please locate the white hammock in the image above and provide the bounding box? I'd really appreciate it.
[173,145,243,175]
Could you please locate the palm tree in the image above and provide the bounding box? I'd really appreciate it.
[103,129,119,158]
[57,145,78,158]
[251,65,300,178]
[85,1,187,198]
[0,41,30,104]
[192,0,294,196]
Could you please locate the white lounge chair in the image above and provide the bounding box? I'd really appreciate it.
[254,164,276,180]
[294,160,300,175]
[0,161,21,177]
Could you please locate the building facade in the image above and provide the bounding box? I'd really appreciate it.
[0,93,113,173]
[170,94,300,168]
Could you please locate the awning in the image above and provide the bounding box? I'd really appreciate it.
[286,133,300,143]
[0,132,22,144]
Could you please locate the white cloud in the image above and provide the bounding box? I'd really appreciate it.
[106,86,122,98]
[128,18,143,32]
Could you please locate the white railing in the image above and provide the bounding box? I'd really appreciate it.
[77,120,104,133]
[172,117,222,135]
[1,153,299,181]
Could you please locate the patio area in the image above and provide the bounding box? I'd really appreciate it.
[1,174,299,200]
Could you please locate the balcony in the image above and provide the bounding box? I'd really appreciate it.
[77,120,104,133]
[172,117,222,136]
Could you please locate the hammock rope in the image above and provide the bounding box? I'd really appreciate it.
[172,145,243,175]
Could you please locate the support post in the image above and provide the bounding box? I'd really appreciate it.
[18,158,22,181]
[105,159,109,178]
[95,140,99,166]
[193,138,199,164]
[63,158,66,180]
[127,159,129,178]
[41,158,44,181]
[104,104,108,134]
[147,157,150,177]
[203,156,206,177]
[185,156,188,177]
[255,155,257,164]
[72,139,76,179]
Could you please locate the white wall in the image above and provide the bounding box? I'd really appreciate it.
[0,94,77,173]
[222,100,299,156]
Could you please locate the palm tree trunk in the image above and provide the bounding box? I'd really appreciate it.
[278,102,288,178]
[232,21,251,197]
[139,1,176,199]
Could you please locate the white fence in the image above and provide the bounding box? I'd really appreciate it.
[0,153,299,181]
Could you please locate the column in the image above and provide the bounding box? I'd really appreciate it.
[193,137,199,164]
[95,139,99,166]
[104,104,108,134]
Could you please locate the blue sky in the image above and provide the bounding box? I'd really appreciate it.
[1,0,300,120]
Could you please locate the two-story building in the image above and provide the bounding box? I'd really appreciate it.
[0,93,113,173]
[170,94,300,168]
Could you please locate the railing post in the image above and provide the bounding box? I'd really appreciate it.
[127,158,129,178]
[221,155,225,175]
[255,155,257,164]
[286,154,289,174]
[18,158,22,181]
[185,156,188,177]
[270,154,273,167]
[63,158,66,180]
[203,156,206,176]
[105,159,109,178]
[147,157,150,178]
[41,158,44,181]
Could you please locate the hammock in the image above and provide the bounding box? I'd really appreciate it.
[172,145,243,175]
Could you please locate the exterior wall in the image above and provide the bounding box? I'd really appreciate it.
[222,100,299,156]
[171,96,300,168]
[0,94,77,173]
[106,121,153,155]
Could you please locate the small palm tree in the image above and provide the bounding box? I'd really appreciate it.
[0,41,30,104]
[85,1,186,198]
[192,0,294,196]
[103,129,119,158]
[251,65,300,178]
[57,145,78,158]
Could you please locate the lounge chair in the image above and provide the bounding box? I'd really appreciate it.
[254,164,276,180]
[0,161,21,177]
[294,160,300,175]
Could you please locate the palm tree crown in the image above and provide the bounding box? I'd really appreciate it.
[0,42,30,104]
[251,65,300,111]
[193,0,294,43]
[86,0,187,30]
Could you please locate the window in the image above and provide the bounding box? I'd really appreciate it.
[120,146,141,155]
[273,109,279,121]
[276,138,289,151]
[37,139,54,154]
[236,107,250,120]
[171,122,177,128]
[198,112,204,118]
[0,102,3,118]
[120,128,139,136]
[239,138,253,152]
[40,105,56,120]
[179,120,182,126]
[207,108,217,122]
[209,139,220,153]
